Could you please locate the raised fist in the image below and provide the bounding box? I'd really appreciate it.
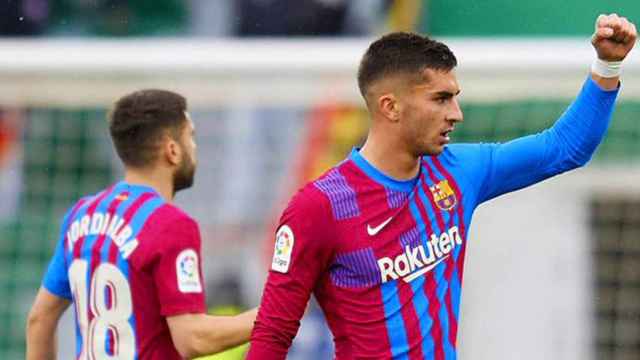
[592,13,637,62]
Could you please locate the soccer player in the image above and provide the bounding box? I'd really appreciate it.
[26,90,257,359]
[248,14,637,360]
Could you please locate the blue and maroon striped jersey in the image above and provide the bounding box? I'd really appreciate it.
[248,77,619,359]
[42,182,206,359]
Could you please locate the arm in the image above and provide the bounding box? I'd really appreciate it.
[27,210,75,360]
[475,14,636,203]
[25,287,71,360]
[150,215,255,358]
[475,76,618,202]
[247,189,335,359]
[167,308,258,359]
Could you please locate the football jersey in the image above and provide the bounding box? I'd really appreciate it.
[248,77,619,359]
[42,181,206,359]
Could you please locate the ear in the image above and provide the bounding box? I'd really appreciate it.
[164,136,182,166]
[378,93,400,122]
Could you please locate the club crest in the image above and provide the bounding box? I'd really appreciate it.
[429,180,457,211]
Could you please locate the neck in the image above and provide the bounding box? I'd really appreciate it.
[359,131,421,181]
[124,167,174,202]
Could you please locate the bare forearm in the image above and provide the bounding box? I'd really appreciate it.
[170,308,258,358]
[26,288,69,360]
[26,319,58,360]
[591,73,620,91]
[193,308,258,355]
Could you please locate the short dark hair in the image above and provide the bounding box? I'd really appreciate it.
[357,32,457,97]
[108,89,187,168]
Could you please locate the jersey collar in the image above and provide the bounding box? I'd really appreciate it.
[349,148,418,193]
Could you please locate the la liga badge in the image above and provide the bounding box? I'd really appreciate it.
[176,248,202,293]
[272,225,294,273]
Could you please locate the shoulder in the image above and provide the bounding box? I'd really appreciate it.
[130,202,200,265]
[282,163,356,227]
[285,182,332,222]
[431,143,497,171]
[148,202,197,228]
[141,203,200,246]
[63,195,91,218]
[424,143,498,194]
[161,202,196,224]
[441,143,496,160]
[302,161,362,221]
[60,192,101,229]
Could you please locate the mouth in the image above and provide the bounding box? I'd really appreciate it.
[439,127,455,143]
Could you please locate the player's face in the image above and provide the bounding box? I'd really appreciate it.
[173,114,197,193]
[399,69,463,156]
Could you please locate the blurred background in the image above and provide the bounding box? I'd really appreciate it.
[1,0,640,359]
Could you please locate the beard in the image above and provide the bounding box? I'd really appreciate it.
[172,155,196,194]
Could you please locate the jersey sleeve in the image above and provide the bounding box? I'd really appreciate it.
[42,205,79,300]
[459,76,619,204]
[247,189,336,360]
[42,232,72,300]
[152,216,207,316]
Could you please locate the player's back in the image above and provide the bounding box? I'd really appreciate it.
[51,181,206,359]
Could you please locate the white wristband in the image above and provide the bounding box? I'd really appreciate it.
[591,58,623,78]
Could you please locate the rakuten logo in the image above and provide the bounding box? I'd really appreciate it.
[377,226,462,283]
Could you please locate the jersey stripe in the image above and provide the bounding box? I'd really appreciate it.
[408,192,439,358]
[99,190,144,263]
[69,187,113,263]
[431,156,468,350]
[69,185,118,358]
[397,226,427,360]
[93,193,127,266]
[397,277,424,360]
[364,179,411,359]
[421,162,457,359]
[424,158,461,352]
[406,201,438,360]
[90,192,129,357]
[384,195,426,360]
[330,247,379,288]
[386,187,408,209]
[115,191,163,360]
[314,168,361,220]
[98,187,151,356]
[381,280,410,359]
[84,186,123,360]
[430,158,467,284]
[116,193,163,277]
[62,197,91,255]
[431,158,467,282]
[341,161,394,358]
[106,191,156,264]
[59,196,90,358]
[413,184,446,360]
[82,185,123,336]
[98,190,162,360]
[425,158,462,350]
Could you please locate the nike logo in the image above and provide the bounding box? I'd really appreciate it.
[402,255,450,283]
[367,216,394,236]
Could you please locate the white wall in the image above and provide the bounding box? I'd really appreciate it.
[458,166,640,360]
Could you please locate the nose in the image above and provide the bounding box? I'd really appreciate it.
[449,97,464,123]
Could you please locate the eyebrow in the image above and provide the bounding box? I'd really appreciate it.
[433,89,461,97]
